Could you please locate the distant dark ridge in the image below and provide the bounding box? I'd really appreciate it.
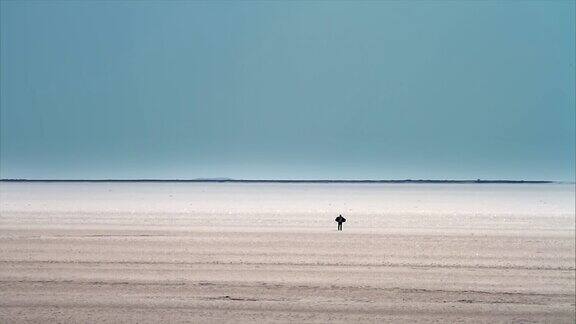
[0,179,557,184]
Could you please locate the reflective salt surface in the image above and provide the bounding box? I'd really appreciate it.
[0,183,574,323]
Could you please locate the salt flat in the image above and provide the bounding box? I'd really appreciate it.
[0,182,574,323]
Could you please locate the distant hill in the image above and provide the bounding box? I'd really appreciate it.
[192,177,234,181]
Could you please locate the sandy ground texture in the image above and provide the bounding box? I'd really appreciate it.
[0,182,574,323]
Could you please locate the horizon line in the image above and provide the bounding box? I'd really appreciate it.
[0,178,570,184]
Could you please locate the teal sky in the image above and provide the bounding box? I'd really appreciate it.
[1,1,574,180]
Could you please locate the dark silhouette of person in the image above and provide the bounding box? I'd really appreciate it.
[335,214,346,231]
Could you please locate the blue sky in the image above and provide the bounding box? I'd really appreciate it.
[1,1,574,180]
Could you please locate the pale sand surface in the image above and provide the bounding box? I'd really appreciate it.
[0,183,574,323]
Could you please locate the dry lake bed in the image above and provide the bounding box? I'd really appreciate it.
[0,182,574,323]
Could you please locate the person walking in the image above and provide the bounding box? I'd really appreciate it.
[335,214,346,231]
